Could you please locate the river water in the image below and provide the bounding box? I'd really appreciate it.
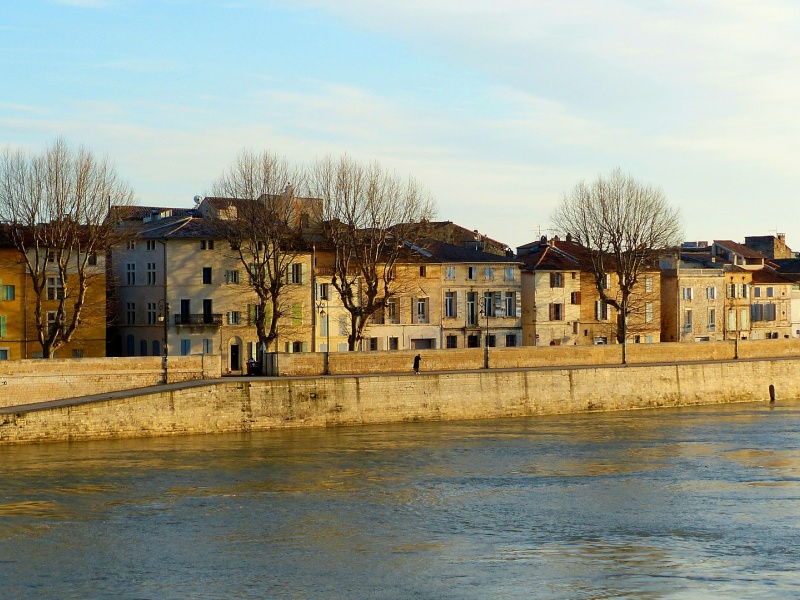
[2,400,800,599]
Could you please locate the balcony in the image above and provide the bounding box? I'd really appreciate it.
[174,313,223,326]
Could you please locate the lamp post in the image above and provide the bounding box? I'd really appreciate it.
[317,300,329,375]
[479,300,490,369]
[157,299,169,383]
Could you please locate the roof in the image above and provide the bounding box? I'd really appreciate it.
[713,240,767,260]
[750,268,795,285]
[516,241,580,271]
[422,238,519,265]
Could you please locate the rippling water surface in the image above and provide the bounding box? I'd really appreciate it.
[2,400,800,599]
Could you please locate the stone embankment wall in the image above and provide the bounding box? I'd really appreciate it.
[280,339,800,376]
[0,355,221,408]
[1,356,797,444]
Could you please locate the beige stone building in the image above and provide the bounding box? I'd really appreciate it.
[110,204,314,374]
[517,237,582,346]
[660,254,727,342]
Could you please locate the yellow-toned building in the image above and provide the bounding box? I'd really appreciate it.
[313,238,522,351]
[517,237,661,346]
[0,234,107,360]
[660,253,727,343]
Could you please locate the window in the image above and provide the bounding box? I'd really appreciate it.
[709,309,716,331]
[339,315,348,336]
[126,263,136,286]
[320,313,328,337]
[444,292,455,318]
[47,311,58,335]
[487,334,496,347]
[202,267,212,284]
[483,292,493,318]
[146,240,156,251]
[484,266,494,280]
[754,287,761,298]
[445,266,455,280]
[549,303,564,321]
[369,337,378,351]
[645,277,653,293]
[467,334,480,348]
[767,287,774,298]
[682,287,693,300]
[467,292,477,326]
[504,292,515,317]
[389,337,399,350]
[225,270,240,284]
[419,265,427,277]
[47,277,65,300]
[645,303,653,323]
[570,291,581,305]
[0,349,9,360]
[200,240,215,250]
[595,301,609,321]
[70,349,83,359]
[706,287,717,300]
[181,339,191,356]
[415,298,428,323]
[504,266,515,281]
[505,334,517,347]
[550,273,564,288]
[140,339,147,356]
[147,302,157,325]
[288,263,304,284]
[127,302,136,325]
[468,266,476,280]
[387,299,398,324]
[2,285,14,301]
[126,241,136,251]
[318,283,329,300]
[446,335,458,349]
[88,253,98,266]
[203,339,213,354]
[685,309,693,331]
[227,311,241,325]
[147,262,156,285]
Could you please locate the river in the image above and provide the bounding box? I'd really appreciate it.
[1,400,799,599]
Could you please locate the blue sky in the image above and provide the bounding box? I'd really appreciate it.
[3,0,800,250]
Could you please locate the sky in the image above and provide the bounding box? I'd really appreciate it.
[3,0,800,251]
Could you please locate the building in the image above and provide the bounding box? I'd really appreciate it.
[517,237,661,346]
[744,234,796,260]
[660,253,726,342]
[109,203,315,374]
[0,227,107,360]
[748,268,794,340]
[516,237,582,346]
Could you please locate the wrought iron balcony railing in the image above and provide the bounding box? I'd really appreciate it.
[174,313,223,326]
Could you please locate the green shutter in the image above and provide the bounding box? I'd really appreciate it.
[0,315,6,338]
[292,304,303,326]
[248,304,256,326]
[300,262,306,285]
[302,341,308,353]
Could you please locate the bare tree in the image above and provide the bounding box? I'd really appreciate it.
[210,149,311,354]
[552,169,682,363]
[0,138,135,358]
[310,155,436,350]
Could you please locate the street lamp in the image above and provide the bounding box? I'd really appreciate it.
[157,299,169,383]
[479,300,490,369]
[317,299,329,375]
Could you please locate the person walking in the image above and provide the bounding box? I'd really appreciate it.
[413,354,421,375]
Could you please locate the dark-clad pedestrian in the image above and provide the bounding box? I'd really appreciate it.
[413,354,421,375]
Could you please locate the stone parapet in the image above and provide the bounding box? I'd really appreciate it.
[1,356,796,445]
